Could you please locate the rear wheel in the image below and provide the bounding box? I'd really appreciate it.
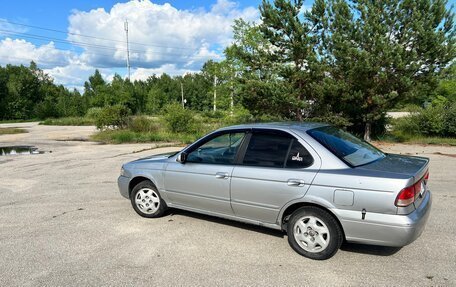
[130,180,167,218]
[287,206,343,260]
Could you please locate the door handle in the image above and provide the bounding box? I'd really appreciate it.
[215,172,229,179]
[287,179,305,186]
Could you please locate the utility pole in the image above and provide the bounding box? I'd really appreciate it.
[124,20,131,79]
[181,82,185,108]
[213,75,217,112]
[230,80,234,116]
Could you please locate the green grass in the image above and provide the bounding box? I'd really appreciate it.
[0,119,38,124]
[378,132,456,146]
[91,129,200,144]
[0,127,28,135]
[40,117,95,126]
[90,114,225,144]
[404,136,456,146]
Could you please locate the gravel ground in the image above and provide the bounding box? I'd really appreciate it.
[0,122,455,286]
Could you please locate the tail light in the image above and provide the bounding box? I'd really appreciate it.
[424,170,429,184]
[395,169,429,207]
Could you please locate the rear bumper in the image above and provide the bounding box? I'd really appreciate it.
[337,191,432,247]
[118,175,130,199]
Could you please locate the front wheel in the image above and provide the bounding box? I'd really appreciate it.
[130,180,167,218]
[287,207,343,260]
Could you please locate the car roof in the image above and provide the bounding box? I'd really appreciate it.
[217,122,330,133]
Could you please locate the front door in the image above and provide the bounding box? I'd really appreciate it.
[165,131,246,215]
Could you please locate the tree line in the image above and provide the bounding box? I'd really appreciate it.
[0,0,454,140]
[0,62,227,120]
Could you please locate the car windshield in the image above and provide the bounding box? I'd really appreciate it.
[307,126,385,167]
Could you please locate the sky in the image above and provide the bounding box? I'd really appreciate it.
[0,0,454,91]
[0,0,267,90]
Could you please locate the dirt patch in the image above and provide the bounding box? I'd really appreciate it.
[433,152,456,158]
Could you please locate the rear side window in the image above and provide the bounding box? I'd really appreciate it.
[286,139,313,168]
[243,132,291,167]
[242,131,313,168]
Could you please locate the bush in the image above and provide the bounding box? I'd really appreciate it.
[418,105,445,136]
[85,107,103,120]
[444,102,456,137]
[162,103,196,133]
[95,105,131,130]
[127,116,159,133]
[392,102,456,138]
[201,110,225,119]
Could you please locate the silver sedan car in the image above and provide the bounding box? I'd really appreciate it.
[118,123,431,260]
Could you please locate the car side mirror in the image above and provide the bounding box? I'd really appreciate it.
[177,152,187,164]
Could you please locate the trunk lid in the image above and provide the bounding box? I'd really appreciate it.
[358,154,430,211]
[359,154,428,179]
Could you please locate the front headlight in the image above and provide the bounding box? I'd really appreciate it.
[120,166,126,176]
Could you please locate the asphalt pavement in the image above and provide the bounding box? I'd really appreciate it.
[0,122,455,286]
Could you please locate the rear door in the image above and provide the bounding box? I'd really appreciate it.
[230,129,321,223]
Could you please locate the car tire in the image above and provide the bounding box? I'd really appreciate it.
[287,206,343,260]
[130,180,167,218]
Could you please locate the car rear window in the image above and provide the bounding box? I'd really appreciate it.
[307,126,385,167]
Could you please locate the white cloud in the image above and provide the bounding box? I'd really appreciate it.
[67,0,259,69]
[0,0,260,88]
[43,63,95,86]
[130,64,198,81]
[0,38,74,68]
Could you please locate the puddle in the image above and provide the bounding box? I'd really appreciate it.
[0,146,42,156]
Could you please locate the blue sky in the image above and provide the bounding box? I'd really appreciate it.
[0,0,453,90]
[0,1,263,35]
[0,0,266,89]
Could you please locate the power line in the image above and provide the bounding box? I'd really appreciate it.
[0,28,216,59]
[0,28,146,54]
[0,48,215,68]
[0,18,199,51]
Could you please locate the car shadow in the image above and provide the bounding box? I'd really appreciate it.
[167,209,285,238]
[340,242,402,256]
[166,209,403,256]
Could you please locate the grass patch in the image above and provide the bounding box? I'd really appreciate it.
[404,136,456,146]
[40,117,95,126]
[0,127,28,135]
[0,119,38,124]
[90,113,226,144]
[91,129,200,144]
[378,133,456,146]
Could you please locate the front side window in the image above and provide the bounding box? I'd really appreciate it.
[187,132,245,164]
[307,126,385,167]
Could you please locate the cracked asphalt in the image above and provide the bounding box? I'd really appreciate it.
[0,122,455,286]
